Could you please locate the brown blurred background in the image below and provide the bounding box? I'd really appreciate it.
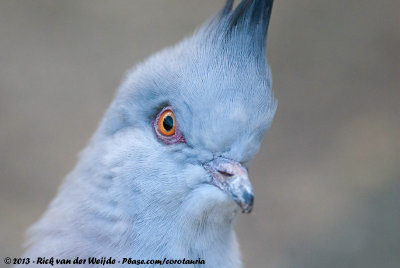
[0,0,399,267]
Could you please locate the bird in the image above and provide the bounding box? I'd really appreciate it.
[18,0,276,267]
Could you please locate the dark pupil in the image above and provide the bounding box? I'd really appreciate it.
[162,116,174,132]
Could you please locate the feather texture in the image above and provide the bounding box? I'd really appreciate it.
[18,1,276,267]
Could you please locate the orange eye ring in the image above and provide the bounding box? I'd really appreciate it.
[157,109,176,136]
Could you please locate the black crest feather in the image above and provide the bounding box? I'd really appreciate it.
[225,0,273,43]
[228,1,273,25]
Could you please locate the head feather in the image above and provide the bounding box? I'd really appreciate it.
[201,0,274,59]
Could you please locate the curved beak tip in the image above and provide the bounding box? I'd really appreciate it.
[240,191,254,214]
[204,157,254,214]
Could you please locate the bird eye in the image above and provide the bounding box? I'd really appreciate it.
[153,106,185,145]
[158,109,176,136]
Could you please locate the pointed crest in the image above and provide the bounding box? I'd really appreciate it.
[198,0,274,59]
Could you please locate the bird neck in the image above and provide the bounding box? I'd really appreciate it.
[29,171,241,268]
[123,207,241,267]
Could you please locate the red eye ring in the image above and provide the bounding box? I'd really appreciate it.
[153,106,186,145]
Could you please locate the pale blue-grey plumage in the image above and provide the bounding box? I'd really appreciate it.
[19,1,276,267]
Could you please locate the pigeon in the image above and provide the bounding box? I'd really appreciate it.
[19,0,276,267]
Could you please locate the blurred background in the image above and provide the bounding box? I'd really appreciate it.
[0,0,399,267]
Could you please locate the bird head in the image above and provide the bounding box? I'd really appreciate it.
[90,0,276,226]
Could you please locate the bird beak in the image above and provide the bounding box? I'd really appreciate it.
[204,157,254,213]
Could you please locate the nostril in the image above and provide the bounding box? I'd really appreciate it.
[217,170,233,177]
